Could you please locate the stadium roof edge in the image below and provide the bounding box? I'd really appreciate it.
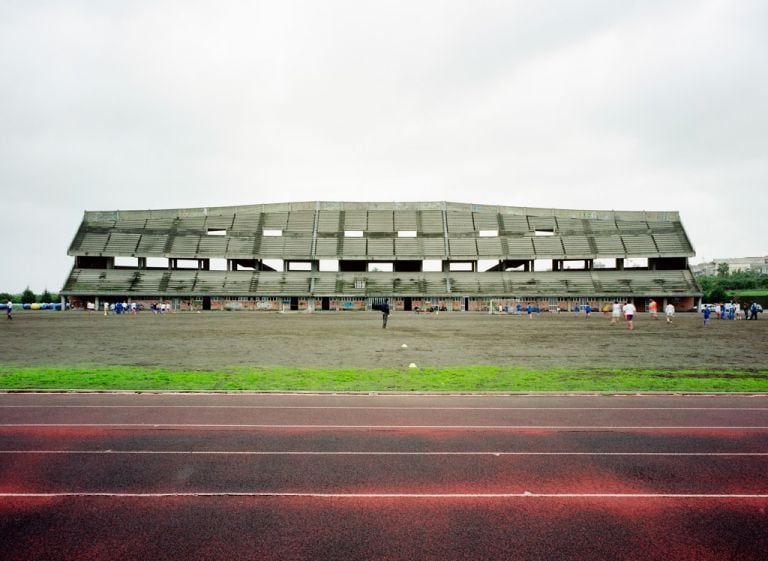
[82,201,681,222]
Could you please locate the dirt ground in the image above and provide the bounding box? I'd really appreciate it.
[1,310,766,371]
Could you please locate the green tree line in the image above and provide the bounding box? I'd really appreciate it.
[0,288,59,304]
[698,265,768,303]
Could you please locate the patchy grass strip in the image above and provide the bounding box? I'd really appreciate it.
[1,366,768,392]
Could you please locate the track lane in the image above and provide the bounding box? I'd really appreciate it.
[1,393,767,560]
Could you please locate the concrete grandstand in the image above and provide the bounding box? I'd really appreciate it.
[61,201,702,312]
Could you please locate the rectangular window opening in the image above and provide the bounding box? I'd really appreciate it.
[535,229,555,236]
[345,230,364,238]
[368,262,393,272]
[263,229,283,237]
[398,230,417,238]
[115,256,139,267]
[207,229,227,236]
[479,230,498,237]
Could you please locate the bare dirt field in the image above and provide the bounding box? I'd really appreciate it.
[2,310,766,371]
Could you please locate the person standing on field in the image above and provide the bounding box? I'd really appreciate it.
[665,302,675,323]
[623,300,636,331]
[610,300,621,325]
[6,301,12,320]
[648,299,658,320]
[380,298,390,328]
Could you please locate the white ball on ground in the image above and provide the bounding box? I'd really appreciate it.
[408,363,417,368]
[401,344,408,348]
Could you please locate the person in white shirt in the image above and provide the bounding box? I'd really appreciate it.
[622,300,636,331]
[6,301,12,320]
[610,300,622,325]
[665,303,675,323]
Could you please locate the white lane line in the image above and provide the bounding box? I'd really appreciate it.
[2,424,768,430]
[1,405,766,410]
[2,492,768,499]
[1,450,767,456]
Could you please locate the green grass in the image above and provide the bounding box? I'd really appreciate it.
[731,289,768,297]
[1,365,767,393]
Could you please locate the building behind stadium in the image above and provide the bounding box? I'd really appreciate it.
[60,201,702,312]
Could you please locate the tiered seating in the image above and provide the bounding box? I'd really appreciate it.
[115,215,147,230]
[621,234,657,254]
[394,238,420,256]
[261,212,289,230]
[555,217,587,234]
[448,239,477,257]
[394,211,418,231]
[500,214,529,233]
[593,234,625,254]
[393,276,422,294]
[137,234,168,255]
[170,235,200,257]
[367,238,394,257]
[528,216,557,232]
[286,211,315,233]
[166,271,198,293]
[312,274,339,294]
[477,237,503,256]
[473,212,499,230]
[367,210,394,233]
[504,237,534,257]
[419,210,444,234]
[343,210,367,230]
[364,275,394,294]
[145,216,176,230]
[223,272,254,295]
[104,233,141,255]
[231,212,261,233]
[259,236,285,257]
[653,231,692,254]
[616,220,648,233]
[198,236,229,256]
[315,238,340,256]
[176,216,206,232]
[340,238,366,257]
[226,236,256,257]
[446,212,474,233]
[194,272,227,293]
[561,235,592,256]
[532,236,564,256]
[78,233,109,254]
[317,210,341,232]
[204,214,234,231]
[132,270,165,293]
[283,237,313,256]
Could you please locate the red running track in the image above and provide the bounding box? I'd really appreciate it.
[1,393,767,560]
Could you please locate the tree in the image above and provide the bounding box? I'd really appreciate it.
[0,292,11,303]
[41,289,53,303]
[716,262,730,277]
[20,287,36,304]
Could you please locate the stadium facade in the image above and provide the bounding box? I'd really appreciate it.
[61,201,702,312]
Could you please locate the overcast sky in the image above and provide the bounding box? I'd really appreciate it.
[1,0,766,293]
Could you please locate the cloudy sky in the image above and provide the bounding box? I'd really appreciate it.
[1,0,766,293]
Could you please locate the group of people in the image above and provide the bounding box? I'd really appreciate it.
[607,299,675,330]
[701,302,762,323]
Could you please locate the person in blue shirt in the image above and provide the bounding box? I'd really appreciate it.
[526,303,533,318]
[703,306,711,325]
[584,303,592,318]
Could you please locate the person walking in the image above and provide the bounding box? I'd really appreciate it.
[703,305,711,325]
[648,299,658,320]
[380,298,390,328]
[610,300,622,325]
[623,300,636,331]
[6,300,12,320]
[665,302,675,323]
